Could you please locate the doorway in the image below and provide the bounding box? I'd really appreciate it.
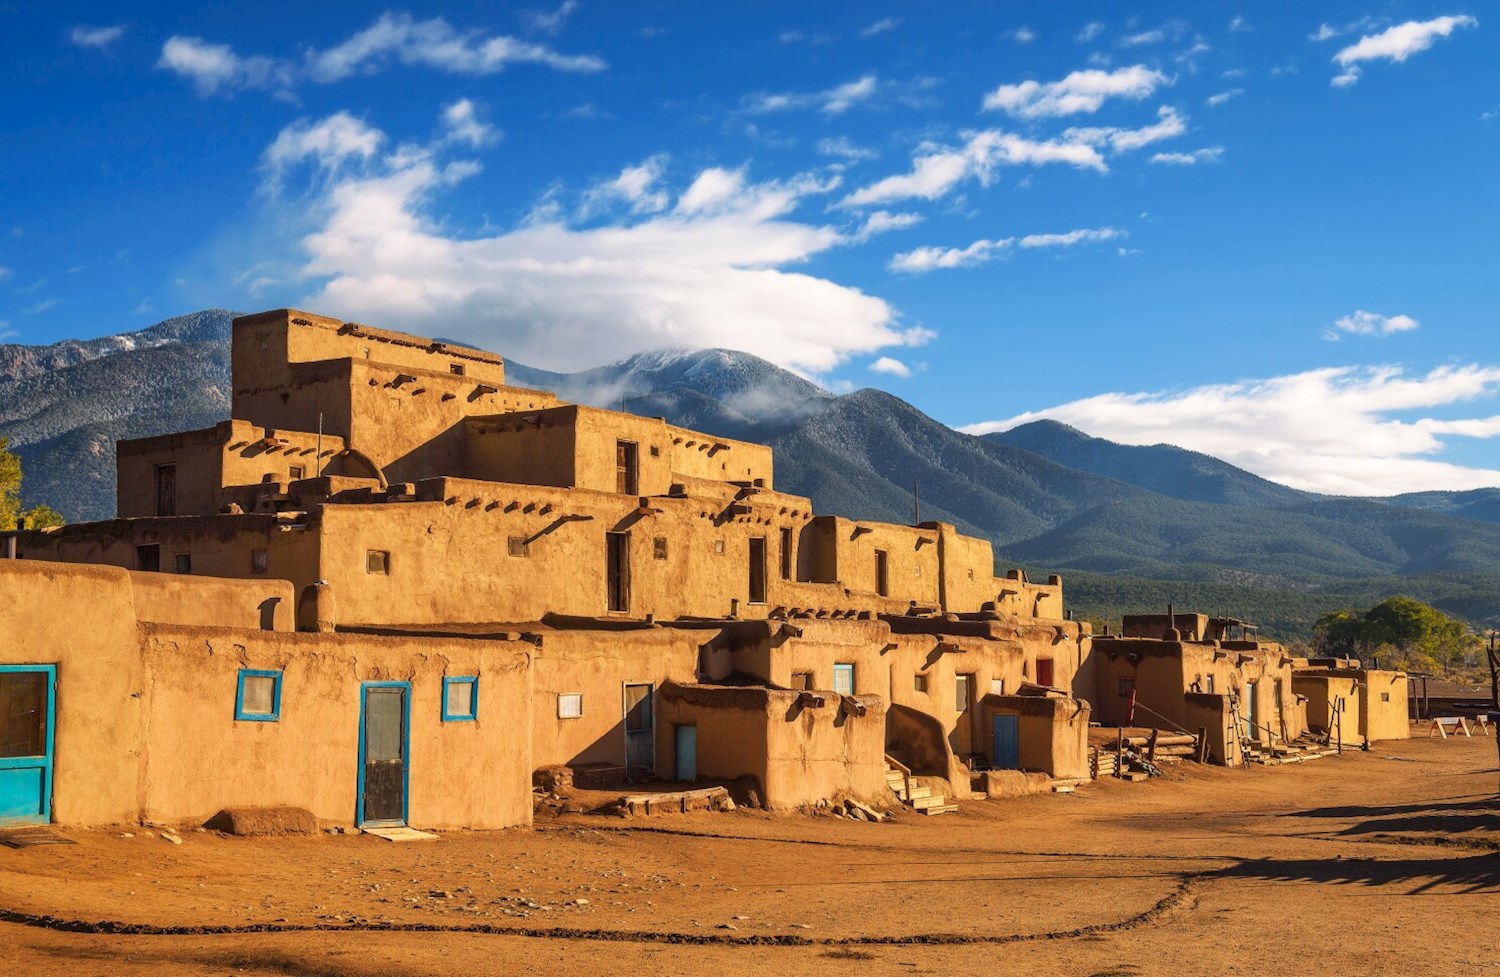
[674,725,697,782]
[0,665,55,827]
[623,683,654,780]
[358,682,409,827]
[991,714,1019,770]
[1243,681,1259,741]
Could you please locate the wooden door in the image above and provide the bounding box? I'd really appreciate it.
[991,714,1019,770]
[674,725,697,782]
[359,684,408,826]
[623,683,654,779]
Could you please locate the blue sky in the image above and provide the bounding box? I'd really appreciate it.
[1,3,1496,495]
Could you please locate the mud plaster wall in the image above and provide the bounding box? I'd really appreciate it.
[0,561,144,825]
[529,627,700,770]
[1182,693,1235,765]
[139,623,533,829]
[1293,674,1365,747]
[1358,670,1410,741]
[655,693,770,798]
[127,570,294,632]
[978,694,1091,780]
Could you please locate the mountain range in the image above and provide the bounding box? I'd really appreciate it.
[5,309,1499,636]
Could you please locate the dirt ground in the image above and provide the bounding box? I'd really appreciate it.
[3,727,1498,976]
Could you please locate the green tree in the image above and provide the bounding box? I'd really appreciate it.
[1313,596,1479,676]
[0,437,63,531]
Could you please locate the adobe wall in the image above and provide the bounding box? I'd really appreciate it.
[529,625,700,771]
[654,685,769,794]
[1358,670,1410,742]
[762,691,886,809]
[1294,673,1366,747]
[978,694,1091,780]
[13,514,321,591]
[138,623,533,830]
[1183,693,1236,765]
[663,422,773,489]
[0,561,144,825]
[465,411,580,490]
[128,570,294,632]
[117,425,225,519]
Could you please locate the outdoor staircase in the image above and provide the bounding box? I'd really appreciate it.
[1239,735,1339,765]
[885,760,958,816]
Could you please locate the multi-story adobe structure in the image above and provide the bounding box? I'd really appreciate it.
[1,310,1096,830]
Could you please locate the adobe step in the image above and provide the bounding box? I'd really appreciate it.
[921,804,959,816]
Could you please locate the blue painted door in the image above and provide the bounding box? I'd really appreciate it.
[0,665,56,827]
[674,725,697,782]
[991,714,1019,770]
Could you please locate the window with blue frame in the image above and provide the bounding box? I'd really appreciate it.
[443,676,478,722]
[235,669,282,722]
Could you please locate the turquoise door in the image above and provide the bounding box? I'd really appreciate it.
[991,714,1019,770]
[674,725,697,782]
[0,665,56,827]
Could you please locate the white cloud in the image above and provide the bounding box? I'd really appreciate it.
[891,225,1120,272]
[157,36,292,95]
[263,112,385,185]
[1331,15,1477,87]
[962,363,1500,495]
[583,155,670,215]
[869,356,911,376]
[441,99,497,147]
[1206,88,1243,106]
[1076,21,1105,43]
[854,210,923,241]
[890,238,1012,272]
[0,266,10,280]
[1120,28,1167,47]
[1019,226,1122,248]
[1150,146,1224,165]
[982,64,1168,118]
[842,129,1107,207]
[1229,16,1250,32]
[1009,26,1038,44]
[160,13,604,96]
[1310,24,1341,42]
[743,74,879,115]
[70,24,124,49]
[1064,105,1189,153]
[273,111,928,376]
[860,18,900,37]
[817,136,877,161]
[1324,310,1420,341]
[522,1,578,35]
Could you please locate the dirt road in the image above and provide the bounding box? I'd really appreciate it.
[3,729,1496,976]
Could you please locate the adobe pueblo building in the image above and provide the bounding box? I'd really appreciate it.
[0,310,1404,832]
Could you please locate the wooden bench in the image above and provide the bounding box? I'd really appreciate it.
[1428,717,1472,739]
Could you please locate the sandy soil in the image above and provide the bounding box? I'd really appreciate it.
[3,727,1497,976]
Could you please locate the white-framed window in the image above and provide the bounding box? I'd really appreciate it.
[557,692,583,719]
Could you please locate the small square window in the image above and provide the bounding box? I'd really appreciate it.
[288,465,305,480]
[791,672,814,691]
[443,676,478,722]
[508,536,530,557]
[174,553,192,574]
[990,678,1006,696]
[1118,677,1135,697]
[557,692,583,719]
[1381,692,1390,702]
[366,550,390,574]
[137,544,161,572]
[251,549,269,574]
[654,537,668,560]
[649,445,660,457]
[450,362,465,376]
[236,669,282,722]
[913,674,928,693]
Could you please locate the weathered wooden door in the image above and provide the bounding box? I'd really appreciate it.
[991,714,1019,770]
[359,683,409,826]
[0,666,55,827]
[1244,681,1259,740]
[674,725,697,782]
[623,683,654,780]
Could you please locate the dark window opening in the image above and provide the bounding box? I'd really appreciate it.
[366,550,390,574]
[780,527,793,580]
[1035,658,1055,687]
[251,549,269,574]
[136,544,161,573]
[791,672,814,691]
[874,549,889,597]
[616,440,639,495]
[748,536,767,603]
[1119,677,1136,697]
[653,537,668,560]
[155,465,176,517]
[174,553,192,574]
[449,362,465,376]
[507,536,529,557]
[607,531,631,613]
[288,465,305,480]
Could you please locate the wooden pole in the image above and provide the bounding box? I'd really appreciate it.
[1197,726,1208,764]
[1116,726,1124,779]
